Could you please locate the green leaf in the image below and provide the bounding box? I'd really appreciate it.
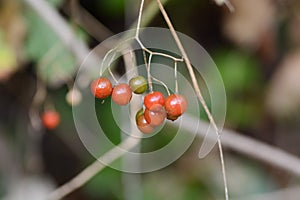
[213,49,263,127]
[48,0,63,7]
[215,49,261,93]
[0,30,18,80]
[24,11,78,87]
[37,42,76,87]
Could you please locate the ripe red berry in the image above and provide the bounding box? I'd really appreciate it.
[165,94,187,118]
[41,110,60,130]
[136,112,154,134]
[129,76,148,94]
[144,91,165,111]
[167,114,179,121]
[112,83,132,105]
[90,77,113,99]
[144,104,166,126]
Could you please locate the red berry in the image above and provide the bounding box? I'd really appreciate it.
[136,113,154,134]
[112,83,132,105]
[144,91,165,111]
[165,94,187,117]
[90,77,113,99]
[41,110,60,130]
[144,104,166,126]
[167,114,179,121]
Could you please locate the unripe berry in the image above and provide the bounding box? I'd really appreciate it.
[129,76,148,94]
[135,108,144,121]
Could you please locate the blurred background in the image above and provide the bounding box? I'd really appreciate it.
[1,0,300,199]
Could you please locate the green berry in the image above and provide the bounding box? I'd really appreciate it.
[135,108,144,121]
[129,76,148,94]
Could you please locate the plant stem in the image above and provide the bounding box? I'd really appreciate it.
[23,0,97,66]
[181,114,300,177]
[174,61,178,93]
[155,0,229,199]
[147,53,153,92]
[135,0,145,38]
[47,136,140,200]
[47,113,300,200]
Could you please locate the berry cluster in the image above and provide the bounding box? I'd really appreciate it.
[91,76,187,134]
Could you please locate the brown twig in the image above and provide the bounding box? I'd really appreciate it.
[155,0,229,199]
[68,0,113,41]
[47,113,300,200]
[47,136,140,200]
[23,0,98,66]
[181,114,300,177]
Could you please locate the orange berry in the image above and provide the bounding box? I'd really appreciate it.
[41,110,60,130]
[136,111,154,134]
[144,91,165,111]
[90,77,113,99]
[165,94,187,118]
[144,104,166,126]
[112,83,132,105]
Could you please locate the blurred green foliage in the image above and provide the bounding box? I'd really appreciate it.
[214,49,264,128]
[25,11,77,87]
[85,167,123,200]
[98,0,125,18]
[24,0,88,88]
[0,30,17,72]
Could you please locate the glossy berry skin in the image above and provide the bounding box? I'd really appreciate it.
[41,111,60,130]
[112,83,132,105]
[167,114,179,121]
[144,91,165,111]
[165,94,187,117]
[90,77,113,99]
[135,108,144,121]
[136,113,154,134]
[144,104,166,126]
[129,76,148,94]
